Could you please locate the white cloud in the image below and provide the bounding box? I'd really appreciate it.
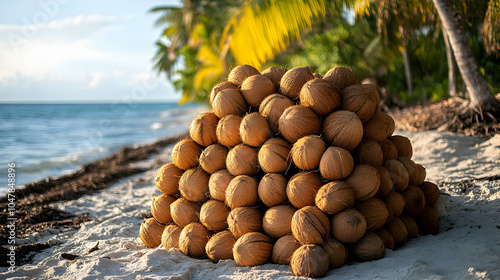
[88,72,103,89]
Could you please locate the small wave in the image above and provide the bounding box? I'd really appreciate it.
[150,122,163,130]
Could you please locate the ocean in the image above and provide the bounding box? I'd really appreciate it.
[0,102,203,194]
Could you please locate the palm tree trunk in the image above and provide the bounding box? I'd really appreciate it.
[432,0,500,111]
[443,28,458,97]
[402,48,413,97]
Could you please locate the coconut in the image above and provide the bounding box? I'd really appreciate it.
[208,169,234,202]
[279,105,321,143]
[262,66,286,91]
[205,230,236,262]
[258,173,288,207]
[225,175,258,209]
[419,181,439,208]
[363,111,395,140]
[313,73,322,79]
[416,206,440,235]
[258,138,292,173]
[263,205,296,238]
[178,222,211,258]
[291,206,330,245]
[315,181,355,215]
[279,66,314,100]
[415,164,427,185]
[189,112,219,147]
[239,113,270,147]
[340,84,380,123]
[385,202,395,223]
[226,144,258,176]
[170,198,200,227]
[178,167,209,202]
[241,74,275,107]
[399,215,419,239]
[384,159,409,192]
[350,232,385,262]
[330,208,367,243]
[290,244,330,278]
[286,172,322,209]
[373,228,395,250]
[385,217,408,247]
[401,185,426,217]
[379,139,399,161]
[321,237,347,269]
[139,217,165,248]
[259,93,294,133]
[227,207,262,239]
[355,198,389,230]
[323,110,363,151]
[376,166,393,196]
[216,114,242,147]
[319,147,354,180]
[272,235,301,265]
[323,66,357,91]
[233,232,273,266]
[210,81,238,105]
[353,139,384,167]
[199,144,228,174]
[299,78,341,116]
[212,89,248,118]
[291,135,326,170]
[399,156,419,185]
[161,224,183,250]
[171,138,202,170]
[200,199,230,232]
[228,65,260,86]
[382,192,406,216]
[345,165,380,201]
[389,135,413,158]
[155,163,183,195]
[151,194,176,224]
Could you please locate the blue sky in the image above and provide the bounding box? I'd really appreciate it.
[0,0,182,102]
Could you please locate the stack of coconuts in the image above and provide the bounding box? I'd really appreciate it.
[139,65,441,278]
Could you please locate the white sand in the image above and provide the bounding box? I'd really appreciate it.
[2,130,500,280]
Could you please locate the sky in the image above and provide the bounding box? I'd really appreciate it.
[0,0,182,103]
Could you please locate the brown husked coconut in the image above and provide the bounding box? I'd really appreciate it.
[178,222,211,258]
[340,84,380,123]
[233,232,273,266]
[259,93,294,133]
[385,201,395,223]
[272,235,301,265]
[178,167,209,202]
[321,237,347,269]
[258,138,292,173]
[161,224,183,250]
[155,163,183,195]
[291,206,330,244]
[313,72,322,79]
[216,114,242,147]
[199,144,228,174]
[299,78,341,116]
[239,113,270,147]
[227,207,262,239]
[385,217,408,247]
[241,74,275,107]
[399,215,419,239]
[212,89,248,118]
[323,110,363,151]
[389,135,413,158]
[415,164,427,185]
[225,175,258,209]
[384,159,409,192]
[170,198,200,227]
[262,66,286,91]
[228,65,260,86]
[331,208,367,243]
[205,230,236,262]
[315,181,355,215]
[189,112,219,147]
[379,139,399,161]
[416,206,440,235]
[399,156,419,185]
[377,166,393,196]
[350,232,385,262]
[151,194,176,224]
[171,138,202,170]
[291,135,326,170]
[345,165,380,201]
[323,66,357,91]
[139,217,165,248]
[401,185,426,217]
[263,205,296,238]
[210,81,238,105]
[279,105,321,143]
[290,244,330,278]
[355,198,389,230]
[258,173,288,207]
[209,169,234,202]
[319,147,354,180]
[373,228,395,250]
[419,181,439,208]
[353,139,384,167]
[286,172,322,209]
[200,199,230,232]
[382,192,406,216]
[279,66,314,100]
[226,144,258,176]
[363,111,395,140]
